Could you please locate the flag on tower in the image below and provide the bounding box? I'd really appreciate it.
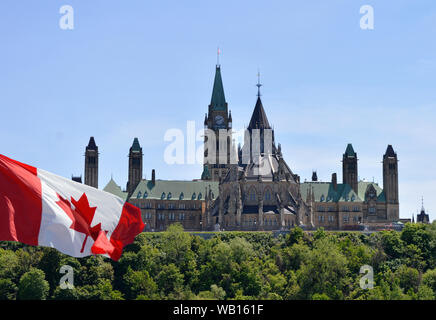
[0,154,145,261]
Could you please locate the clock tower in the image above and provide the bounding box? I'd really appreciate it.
[201,63,233,181]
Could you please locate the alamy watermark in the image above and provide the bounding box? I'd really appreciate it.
[359,265,374,289]
[59,264,74,289]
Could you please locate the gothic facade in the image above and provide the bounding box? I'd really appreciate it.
[85,62,400,231]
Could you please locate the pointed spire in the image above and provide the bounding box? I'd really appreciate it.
[210,65,226,110]
[86,136,97,151]
[248,97,271,130]
[204,113,208,126]
[385,144,396,158]
[344,143,356,158]
[229,110,232,122]
[130,137,141,152]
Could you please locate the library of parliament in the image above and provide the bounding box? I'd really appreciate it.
[77,62,401,231]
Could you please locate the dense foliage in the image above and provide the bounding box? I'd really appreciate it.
[1,222,436,300]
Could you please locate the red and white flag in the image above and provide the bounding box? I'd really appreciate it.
[0,154,145,261]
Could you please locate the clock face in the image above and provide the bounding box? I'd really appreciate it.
[214,115,224,125]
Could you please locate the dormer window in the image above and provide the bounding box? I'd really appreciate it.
[167,192,172,200]
[192,192,196,200]
[320,195,325,202]
[179,192,184,200]
[198,193,202,200]
[137,191,142,199]
[161,192,166,200]
[351,194,355,202]
[143,191,148,199]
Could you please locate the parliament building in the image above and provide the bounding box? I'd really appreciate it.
[79,62,400,231]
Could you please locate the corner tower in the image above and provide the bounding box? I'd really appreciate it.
[127,137,143,197]
[84,136,98,188]
[383,145,399,220]
[202,63,232,181]
[342,143,358,193]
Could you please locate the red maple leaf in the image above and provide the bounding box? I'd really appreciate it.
[56,193,106,253]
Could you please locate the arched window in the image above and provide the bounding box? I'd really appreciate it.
[249,188,256,201]
[264,189,271,201]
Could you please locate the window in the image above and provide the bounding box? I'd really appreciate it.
[318,215,324,222]
[353,206,359,212]
[137,191,142,199]
[179,213,185,220]
[167,192,172,200]
[161,192,165,200]
[168,203,175,209]
[249,189,256,201]
[179,192,184,200]
[351,195,355,202]
[343,215,349,223]
[328,216,334,222]
[320,195,325,202]
[192,193,196,200]
[318,206,325,212]
[198,193,202,200]
[369,207,376,214]
[179,203,185,209]
[264,190,271,201]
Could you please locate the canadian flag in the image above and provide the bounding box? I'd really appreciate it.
[0,154,145,261]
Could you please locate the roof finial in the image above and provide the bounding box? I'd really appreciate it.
[256,69,262,97]
[422,196,425,211]
[217,47,221,66]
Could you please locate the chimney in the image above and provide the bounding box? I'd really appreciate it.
[332,173,337,190]
[152,169,155,185]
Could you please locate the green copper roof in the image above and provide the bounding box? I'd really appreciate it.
[201,165,211,180]
[210,66,226,110]
[132,179,219,201]
[357,181,385,202]
[300,180,386,203]
[131,137,141,152]
[103,178,128,201]
[344,144,356,157]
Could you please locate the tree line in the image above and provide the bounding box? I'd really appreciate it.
[1,222,436,300]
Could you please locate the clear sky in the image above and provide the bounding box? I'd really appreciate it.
[1,1,435,221]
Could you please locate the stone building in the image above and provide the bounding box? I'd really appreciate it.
[416,199,430,224]
[200,63,400,231]
[94,62,400,232]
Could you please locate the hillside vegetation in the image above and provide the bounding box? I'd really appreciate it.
[2,222,436,300]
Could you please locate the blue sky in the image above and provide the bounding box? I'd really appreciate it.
[1,1,435,220]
